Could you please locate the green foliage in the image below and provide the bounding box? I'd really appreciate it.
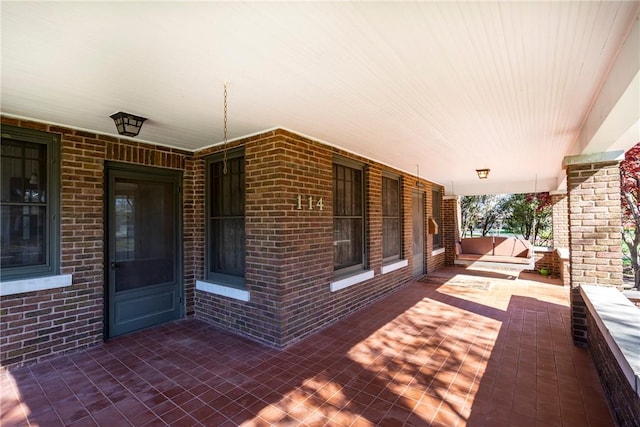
[621,142,639,288]
[504,192,552,243]
[460,193,552,245]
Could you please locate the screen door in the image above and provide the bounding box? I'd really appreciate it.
[106,163,182,337]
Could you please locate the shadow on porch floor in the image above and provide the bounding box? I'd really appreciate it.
[1,266,613,426]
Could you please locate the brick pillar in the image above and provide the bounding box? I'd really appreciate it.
[443,196,460,266]
[550,191,568,248]
[550,191,569,284]
[564,152,624,346]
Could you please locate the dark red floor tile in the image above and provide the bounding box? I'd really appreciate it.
[27,408,64,427]
[55,396,90,425]
[150,398,177,417]
[159,406,188,424]
[67,415,99,427]
[201,410,232,425]
[83,396,112,414]
[127,407,159,426]
[189,403,219,422]
[171,414,201,427]
[91,406,130,427]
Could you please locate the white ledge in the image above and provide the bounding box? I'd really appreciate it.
[330,270,374,292]
[563,150,625,167]
[556,247,570,260]
[581,285,640,398]
[0,274,73,296]
[196,280,250,302]
[431,248,445,256]
[381,260,408,274]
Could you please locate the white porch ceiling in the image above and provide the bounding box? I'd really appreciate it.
[2,1,639,196]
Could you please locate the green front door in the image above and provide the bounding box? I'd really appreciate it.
[106,163,183,338]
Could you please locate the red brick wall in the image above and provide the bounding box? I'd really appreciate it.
[194,129,445,347]
[532,249,554,275]
[1,119,447,367]
[183,156,205,316]
[0,117,191,369]
[443,196,460,266]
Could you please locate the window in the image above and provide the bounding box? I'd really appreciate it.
[1,126,60,280]
[382,175,401,261]
[432,188,442,249]
[333,159,365,274]
[206,150,245,285]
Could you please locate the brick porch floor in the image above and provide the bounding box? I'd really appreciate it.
[1,266,614,426]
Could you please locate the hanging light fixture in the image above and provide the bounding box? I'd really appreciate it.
[110,112,147,137]
[476,168,490,179]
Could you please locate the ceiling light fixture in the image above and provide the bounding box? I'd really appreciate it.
[110,112,147,137]
[476,168,490,179]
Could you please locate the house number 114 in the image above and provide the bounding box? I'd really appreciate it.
[297,194,324,211]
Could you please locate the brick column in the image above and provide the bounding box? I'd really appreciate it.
[550,191,568,248]
[550,191,569,284]
[443,196,460,266]
[564,151,624,346]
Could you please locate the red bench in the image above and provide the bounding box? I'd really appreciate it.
[455,236,532,265]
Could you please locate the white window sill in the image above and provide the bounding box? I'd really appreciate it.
[196,280,250,302]
[432,248,445,256]
[330,270,374,292]
[0,274,73,297]
[381,259,408,274]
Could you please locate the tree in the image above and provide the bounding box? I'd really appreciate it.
[621,142,640,289]
[504,192,552,244]
[460,195,509,237]
[477,195,509,236]
[460,196,481,237]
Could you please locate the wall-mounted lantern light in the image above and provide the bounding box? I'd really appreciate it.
[476,168,490,179]
[110,112,147,137]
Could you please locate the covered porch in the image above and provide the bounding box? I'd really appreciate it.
[1,2,639,426]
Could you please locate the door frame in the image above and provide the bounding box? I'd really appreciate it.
[104,161,184,339]
[411,190,425,278]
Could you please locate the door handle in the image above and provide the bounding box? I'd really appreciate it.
[111,262,119,269]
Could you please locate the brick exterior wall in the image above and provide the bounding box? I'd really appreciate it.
[442,196,460,266]
[566,158,623,347]
[570,287,588,346]
[550,192,569,283]
[194,129,445,348]
[1,117,192,369]
[551,192,569,249]
[183,156,205,317]
[532,249,554,274]
[1,119,447,368]
[584,299,640,427]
